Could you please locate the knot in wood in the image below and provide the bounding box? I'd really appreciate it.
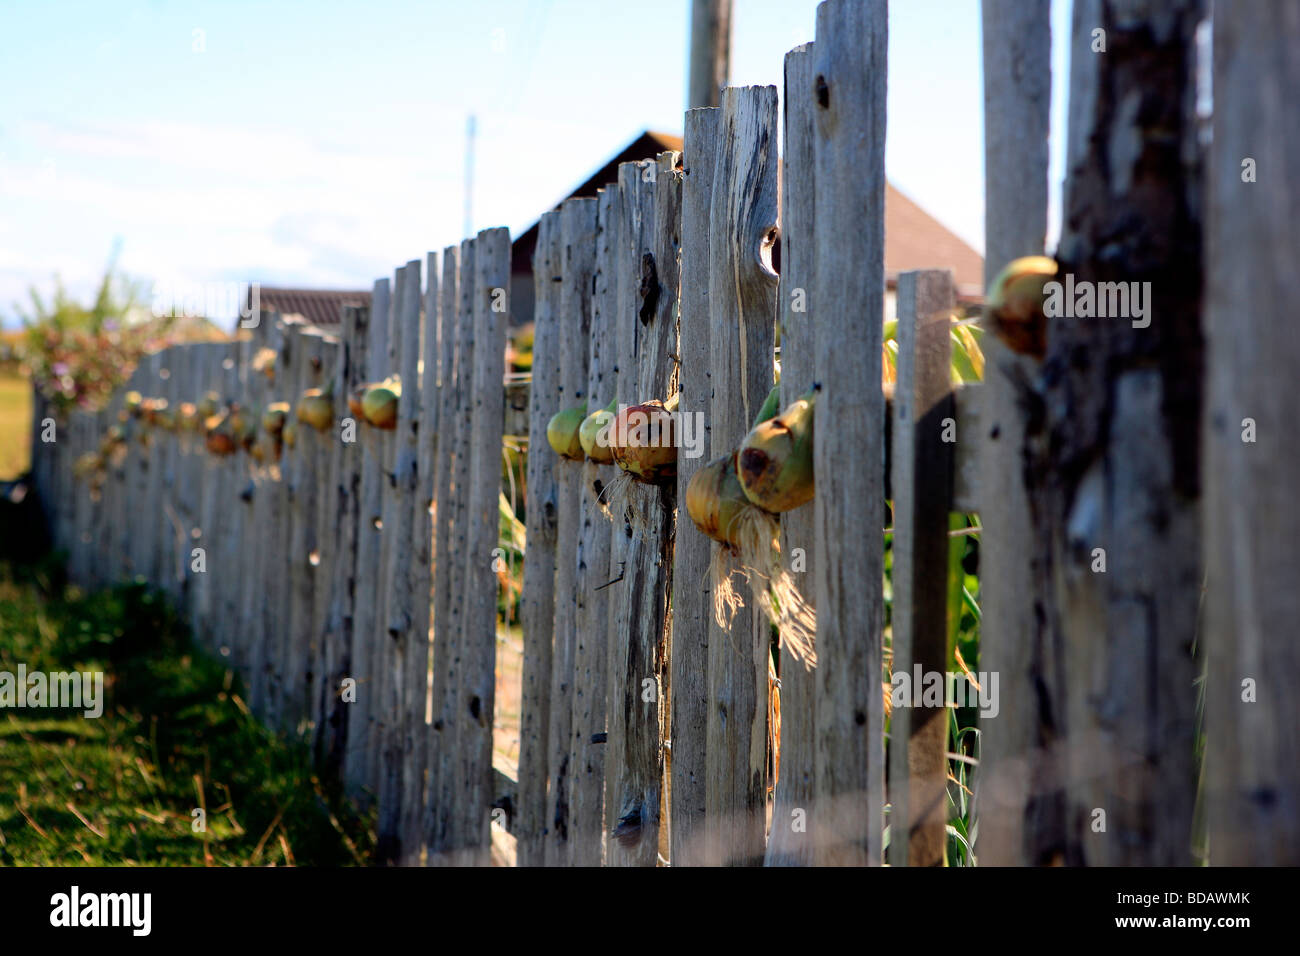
[638,252,659,324]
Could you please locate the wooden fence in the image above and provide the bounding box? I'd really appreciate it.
[25,0,1299,867]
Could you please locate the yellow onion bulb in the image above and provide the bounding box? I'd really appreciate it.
[609,400,677,483]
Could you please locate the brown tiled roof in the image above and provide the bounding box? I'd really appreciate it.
[254,287,371,327]
[885,184,984,299]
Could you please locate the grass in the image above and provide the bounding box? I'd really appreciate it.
[0,556,372,865]
[0,370,32,480]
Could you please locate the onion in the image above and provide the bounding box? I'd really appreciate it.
[986,255,1057,359]
[610,400,676,483]
[547,403,588,460]
[737,390,815,513]
[685,452,755,548]
[296,388,334,432]
[578,399,618,464]
[262,402,290,436]
[361,377,400,429]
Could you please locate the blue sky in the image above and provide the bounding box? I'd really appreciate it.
[0,0,1071,326]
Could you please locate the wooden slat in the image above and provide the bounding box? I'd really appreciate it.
[1045,0,1201,865]
[428,238,475,860]
[887,269,956,867]
[1204,0,1300,864]
[235,333,270,695]
[285,329,329,730]
[766,42,817,868]
[568,186,620,866]
[670,105,719,868]
[377,259,423,863]
[810,0,888,865]
[323,303,371,777]
[517,211,563,865]
[544,196,596,866]
[976,0,1052,867]
[604,156,679,867]
[139,351,164,585]
[704,85,779,867]
[401,251,440,864]
[425,245,461,853]
[447,226,510,865]
[370,266,407,800]
[154,347,182,597]
[251,323,287,717]
[267,319,306,726]
[344,280,389,800]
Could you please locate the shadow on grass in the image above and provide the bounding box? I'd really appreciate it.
[0,554,374,866]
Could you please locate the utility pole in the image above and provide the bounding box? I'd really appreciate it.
[688,0,732,109]
[463,114,477,239]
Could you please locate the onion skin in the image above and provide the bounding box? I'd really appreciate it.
[296,388,334,432]
[204,413,238,456]
[347,386,366,419]
[985,255,1057,359]
[686,452,752,547]
[737,391,815,513]
[578,398,618,464]
[361,378,400,429]
[547,403,588,460]
[262,402,290,436]
[610,400,677,483]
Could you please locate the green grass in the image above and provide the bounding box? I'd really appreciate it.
[0,557,373,865]
[0,371,32,480]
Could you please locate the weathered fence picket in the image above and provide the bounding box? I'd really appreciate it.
[704,84,779,868]
[669,105,718,869]
[887,269,957,867]
[809,0,888,866]
[543,197,596,866]
[518,211,562,866]
[976,0,1051,867]
[766,41,816,869]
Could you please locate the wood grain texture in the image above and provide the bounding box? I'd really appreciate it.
[1031,0,1203,866]
[704,85,778,867]
[322,303,370,778]
[977,0,1052,868]
[428,239,475,861]
[425,245,461,853]
[1203,0,1300,865]
[401,251,439,864]
[286,328,328,733]
[544,196,596,866]
[604,158,678,867]
[671,105,719,867]
[378,260,423,863]
[568,186,620,866]
[810,0,888,866]
[767,43,817,867]
[369,266,405,799]
[517,211,563,865]
[344,280,389,801]
[888,270,956,867]
[446,227,510,865]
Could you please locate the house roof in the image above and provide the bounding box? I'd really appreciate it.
[512,130,984,302]
[884,184,984,299]
[511,131,683,275]
[252,287,371,328]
